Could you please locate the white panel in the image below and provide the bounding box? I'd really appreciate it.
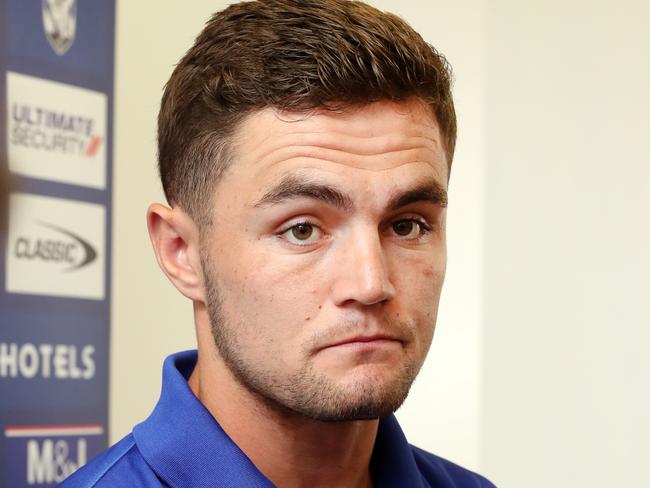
[6,71,107,189]
[6,193,105,300]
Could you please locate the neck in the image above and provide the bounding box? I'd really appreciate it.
[189,304,377,488]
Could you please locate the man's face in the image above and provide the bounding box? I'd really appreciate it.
[201,99,448,421]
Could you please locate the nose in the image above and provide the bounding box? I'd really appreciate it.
[330,229,396,307]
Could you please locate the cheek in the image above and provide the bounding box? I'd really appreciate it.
[217,243,323,332]
[392,245,446,293]
[391,251,445,340]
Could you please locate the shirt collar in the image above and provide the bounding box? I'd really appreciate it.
[133,350,427,488]
[371,415,429,488]
[133,350,274,487]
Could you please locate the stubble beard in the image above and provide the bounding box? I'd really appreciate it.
[202,260,427,422]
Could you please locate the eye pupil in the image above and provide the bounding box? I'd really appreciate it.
[393,220,415,236]
[291,224,313,240]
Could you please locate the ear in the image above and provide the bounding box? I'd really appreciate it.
[147,203,206,303]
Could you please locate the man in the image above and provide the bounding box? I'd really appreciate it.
[62,1,495,487]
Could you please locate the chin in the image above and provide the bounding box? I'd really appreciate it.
[301,390,410,423]
[290,372,415,423]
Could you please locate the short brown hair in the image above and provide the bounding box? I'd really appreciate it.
[158,0,456,227]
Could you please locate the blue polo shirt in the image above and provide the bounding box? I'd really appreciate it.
[59,350,495,487]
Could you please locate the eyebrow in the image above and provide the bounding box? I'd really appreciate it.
[387,179,448,210]
[253,175,354,211]
[253,175,447,211]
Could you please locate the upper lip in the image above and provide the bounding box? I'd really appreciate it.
[321,334,402,350]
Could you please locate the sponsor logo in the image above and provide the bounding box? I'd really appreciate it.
[6,194,105,300]
[7,72,107,189]
[0,342,95,380]
[42,0,77,56]
[14,222,97,272]
[4,425,102,486]
[10,103,102,157]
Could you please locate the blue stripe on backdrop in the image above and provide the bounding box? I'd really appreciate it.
[0,1,115,486]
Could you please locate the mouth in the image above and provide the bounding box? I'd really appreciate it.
[320,334,403,352]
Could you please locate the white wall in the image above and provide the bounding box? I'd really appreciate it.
[111,0,212,446]
[481,1,650,486]
[112,0,487,473]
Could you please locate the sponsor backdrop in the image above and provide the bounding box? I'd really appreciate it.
[0,1,114,486]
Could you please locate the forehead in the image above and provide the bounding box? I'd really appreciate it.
[222,99,448,202]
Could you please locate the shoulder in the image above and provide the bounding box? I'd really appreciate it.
[410,445,497,488]
[58,434,163,488]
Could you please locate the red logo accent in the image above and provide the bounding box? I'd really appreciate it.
[85,135,103,157]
